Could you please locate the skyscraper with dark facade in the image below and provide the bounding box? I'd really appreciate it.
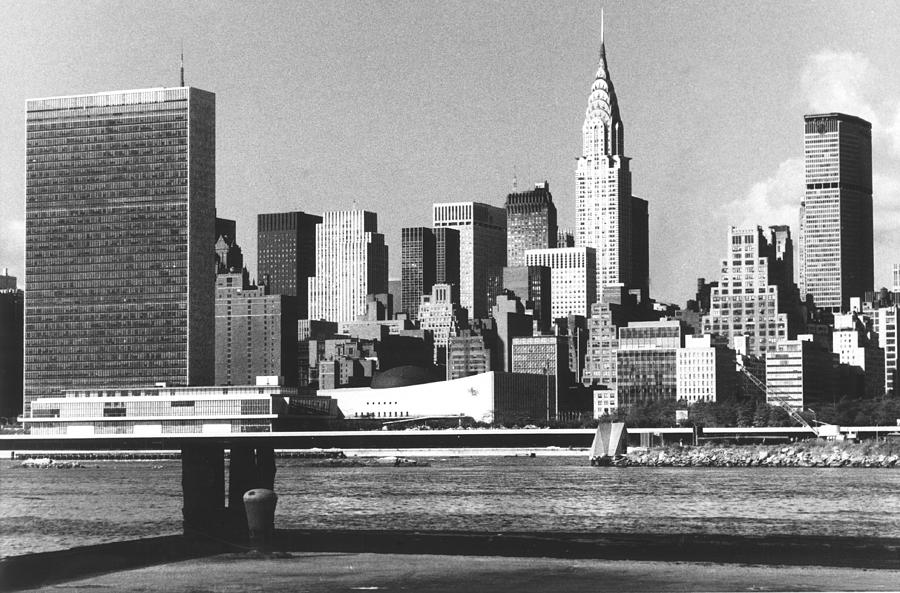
[24,87,215,415]
[434,227,460,305]
[0,271,23,419]
[799,113,873,312]
[506,181,557,267]
[257,211,321,317]
[401,227,436,320]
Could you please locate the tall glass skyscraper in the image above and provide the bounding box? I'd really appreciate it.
[24,87,215,415]
[257,211,321,317]
[400,227,436,320]
[799,113,873,312]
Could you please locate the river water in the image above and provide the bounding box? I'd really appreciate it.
[2,455,899,558]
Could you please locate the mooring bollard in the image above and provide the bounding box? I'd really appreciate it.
[243,488,277,549]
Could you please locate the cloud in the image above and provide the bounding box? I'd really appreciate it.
[722,157,804,230]
[800,50,879,127]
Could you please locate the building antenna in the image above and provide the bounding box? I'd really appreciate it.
[513,165,518,192]
[601,7,605,45]
[180,40,185,87]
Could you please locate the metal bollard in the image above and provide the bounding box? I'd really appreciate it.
[243,488,277,549]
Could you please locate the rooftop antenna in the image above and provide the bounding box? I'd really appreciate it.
[180,40,185,87]
[601,7,605,45]
[513,165,518,192]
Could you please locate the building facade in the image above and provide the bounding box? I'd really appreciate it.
[574,37,648,296]
[433,202,506,318]
[616,320,684,406]
[675,334,737,404]
[215,273,298,387]
[799,113,873,312]
[505,181,557,267]
[765,336,837,409]
[24,381,289,436]
[525,247,597,319]
[434,227,460,305]
[0,272,23,419]
[24,87,215,415]
[400,227,436,320]
[418,284,466,365]
[308,210,388,323]
[447,333,491,380]
[257,211,321,317]
[511,335,569,418]
[701,226,791,358]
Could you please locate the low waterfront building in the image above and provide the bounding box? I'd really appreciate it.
[675,335,737,403]
[318,370,554,424]
[765,336,838,409]
[616,320,685,406]
[23,378,295,436]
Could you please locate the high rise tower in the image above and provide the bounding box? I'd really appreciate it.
[308,210,388,323]
[24,87,215,415]
[799,113,873,312]
[575,26,647,296]
[401,227,436,320]
[505,181,557,267]
[433,202,506,318]
[257,211,321,317]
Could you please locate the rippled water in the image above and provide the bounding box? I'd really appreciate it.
[2,456,899,558]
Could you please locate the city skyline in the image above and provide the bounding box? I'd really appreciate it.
[2,2,900,304]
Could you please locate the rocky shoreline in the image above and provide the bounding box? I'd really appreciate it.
[610,441,900,468]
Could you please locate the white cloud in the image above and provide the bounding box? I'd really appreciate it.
[800,50,879,127]
[722,157,804,230]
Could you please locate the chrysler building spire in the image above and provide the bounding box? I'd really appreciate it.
[583,21,623,158]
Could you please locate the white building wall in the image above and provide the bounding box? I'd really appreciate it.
[320,372,499,424]
[676,335,719,403]
[525,247,596,318]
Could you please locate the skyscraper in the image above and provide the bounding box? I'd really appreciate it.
[434,227,460,305]
[400,227,436,320]
[575,32,648,295]
[257,211,321,317]
[24,87,215,415]
[308,210,388,323]
[505,181,557,267]
[433,202,506,318]
[701,227,792,358]
[0,270,23,419]
[525,247,597,319]
[799,113,873,312]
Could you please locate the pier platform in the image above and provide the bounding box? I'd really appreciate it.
[3,530,899,592]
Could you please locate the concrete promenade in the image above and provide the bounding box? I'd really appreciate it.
[18,552,900,592]
[3,530,900,592]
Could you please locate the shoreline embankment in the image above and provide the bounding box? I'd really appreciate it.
[610,440,900,468]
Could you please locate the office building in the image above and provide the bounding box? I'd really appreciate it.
[574,34,648,295]
[215,273,298,387]
[799,113,873,312]
[434,227,460,305]
[832,313,884,398]
[419,284,467,365]
[766,336,838,409]
[308,210,388,323]
[491,293,534,373]
[525,247,597,319]
[447,332,492,380]
[23,87,215,416]
[506,181,557,267]
[214,217,243,274]
[676,334,737,404]
[511,335,569,418]
[616,320,684,406]
[257,211,321,317]
[701,226,792,358]
[502,265,551,333]
[557,228,575,249]
[433,202,506,318]
[401,227,436,320]
[0,271,23,419]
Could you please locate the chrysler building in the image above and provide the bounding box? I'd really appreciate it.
[575,23,648,297]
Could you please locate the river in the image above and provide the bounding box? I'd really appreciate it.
[2,455,898,558]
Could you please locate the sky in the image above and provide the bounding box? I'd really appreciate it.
[2,1,900,304]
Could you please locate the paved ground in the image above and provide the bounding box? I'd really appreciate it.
[21,552,900,592]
